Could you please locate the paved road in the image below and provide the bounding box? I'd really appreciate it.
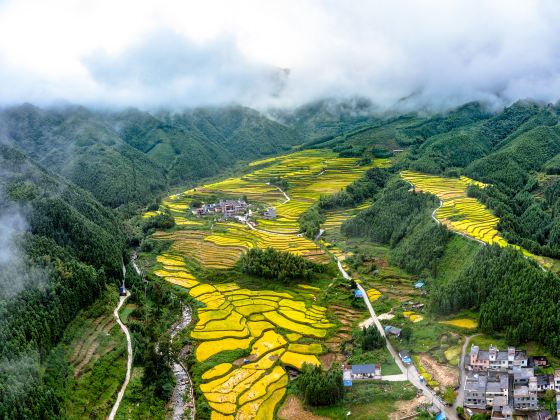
[107,293,132,420]
[335,257,457,419]
[454,334,480,410]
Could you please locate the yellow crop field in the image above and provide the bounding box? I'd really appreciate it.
[153,254,336,418]
[439,319,478,329]
[287,343,323,354]
[403,311,424,323]
[367,288,382,301]
[147,149,386,417]
[400,171,548,267]
[202,363,233,381]
[280,351,321,369]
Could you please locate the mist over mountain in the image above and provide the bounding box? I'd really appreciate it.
[1,1,560,111]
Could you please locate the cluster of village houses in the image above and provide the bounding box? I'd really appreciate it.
[191,199,276,220]
[464,345,559,419]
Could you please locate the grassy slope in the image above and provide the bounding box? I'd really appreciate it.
[63,290,127,419]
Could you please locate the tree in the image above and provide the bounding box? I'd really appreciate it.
[297,363,343,407]
[400,327,412,342]
[356,325,384,351]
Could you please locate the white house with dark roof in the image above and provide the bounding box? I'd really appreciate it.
[468,345,528,372]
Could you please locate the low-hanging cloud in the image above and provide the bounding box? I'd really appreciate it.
[0,0,559,111]
[0,191,46,299]
[82,31,288,108]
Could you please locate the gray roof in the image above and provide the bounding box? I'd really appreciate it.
[513,367,534,380]
[465,373,487,392]
[351,364,376,374]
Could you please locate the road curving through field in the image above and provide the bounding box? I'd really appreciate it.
[334,256,457,419]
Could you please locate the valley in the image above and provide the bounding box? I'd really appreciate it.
[139,146,547,419]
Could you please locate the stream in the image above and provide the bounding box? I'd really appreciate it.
[169,305,195,420]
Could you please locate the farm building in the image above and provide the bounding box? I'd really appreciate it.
[384,325,401,337]
[343,364,381,381]
[262,207,276,219]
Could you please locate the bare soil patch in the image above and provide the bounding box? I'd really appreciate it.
[388,395,428,420]
[278,395,329,420]
[420,354,459,388]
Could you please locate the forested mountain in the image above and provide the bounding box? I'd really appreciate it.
[0,104,302,207]
[0,143,125,417]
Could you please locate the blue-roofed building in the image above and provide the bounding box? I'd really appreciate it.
[414,281,425,289]
[384,325,402,337]
[354,289,364,298]
[435,412,446,420]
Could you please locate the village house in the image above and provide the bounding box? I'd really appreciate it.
[342,364,381,386]
[468,345,528,372]
[536,374,554,393]
[192,199,248,217]
[532,356,548,368]
[554,369,560,391]
[513,379,538,411]
[262,207,276,219]
[464,372,510,410]
[491,396,513,420]
[464,373,488,409]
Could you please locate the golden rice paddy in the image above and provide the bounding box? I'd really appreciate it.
[439,319,478,329]
[153,252,333,418]
[400,171,546,267]
[147,150,396,418]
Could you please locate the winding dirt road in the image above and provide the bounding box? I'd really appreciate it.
[107,293,132,420]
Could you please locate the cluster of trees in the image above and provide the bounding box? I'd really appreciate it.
[298,206,325,239]
[268,176,289,191]
[431,245,560,354]
[298,167,390,239]
[342,179,449,277]
[238,248,325,284]
[355,325,384,351]
[142,211,175,233]
[296,363,344,407]
[317,167,390,211]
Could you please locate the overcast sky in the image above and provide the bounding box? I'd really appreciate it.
[0,0,559,110]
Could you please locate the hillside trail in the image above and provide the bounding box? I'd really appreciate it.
[107,292,132,420]
[265,182,290,204]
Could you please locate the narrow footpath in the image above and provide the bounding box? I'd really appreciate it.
[335,257,457,419]
[107,293,132,420]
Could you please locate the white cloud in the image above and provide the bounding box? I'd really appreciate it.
[0,0,559,110]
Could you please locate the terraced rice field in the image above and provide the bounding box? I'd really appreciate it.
[146,150,395,418]
[153,254,332,419]
[400,171,556,268]
[400,171,505,244]
[152,150,377,269]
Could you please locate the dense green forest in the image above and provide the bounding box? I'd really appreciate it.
[0,104,302,208]
[5,98,560,416]
[0,144,125,417]
[238,247,326,283]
